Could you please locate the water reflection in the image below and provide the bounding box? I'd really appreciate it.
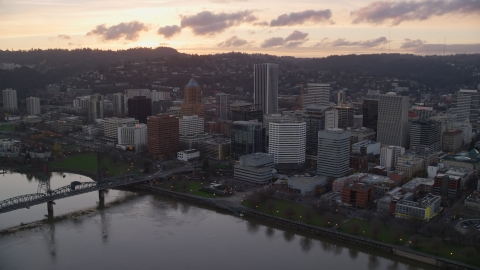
[333,245,343,256]
[42,222,56,259]
[386,261,399,270]
[246,220,259,234]
[283,231,295,242]
[265,227,275,238]
[368,254,380,270]
[348,248,359,260]
[299,237,312,252]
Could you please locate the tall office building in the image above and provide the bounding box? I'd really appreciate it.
[377,93,409,147]
[147,114,179,158]
[454,89,479,132]
[302,83,330,108]
[179,115,204,136]
[151,90,170,101]
[317,128,351,178]
[181,78,205,118]
[231,102,263,122]
[125,89,151,99]
[103,117,138,142]
[230,120,263,160]
[26,96,40,115]
[128,96,152,124]
[254,63,278,114]
[301,105,334,163]
[268,121,306,166]
[152,100,173,115]
[112,93,128,117]
[117,123,148,153]
[409,120,441,151]
[2,88,17,112]
[335,105,354,129]
[380,145,405,170]
[216,93,229,121]
[325,109,338,129]
[362,90,380,137]
[89,94,104,123]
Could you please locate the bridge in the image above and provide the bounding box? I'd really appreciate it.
[0,174,145,215]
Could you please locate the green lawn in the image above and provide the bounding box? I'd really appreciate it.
[338,218,413,245]
[0,125,15,131]
[241,198,340,228]
[412,238,480,267]
[50,152,134,176]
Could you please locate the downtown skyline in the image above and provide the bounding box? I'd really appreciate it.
[1,0,480,57]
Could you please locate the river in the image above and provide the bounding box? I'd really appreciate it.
[0,172,435,270]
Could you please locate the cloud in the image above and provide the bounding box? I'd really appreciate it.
[180,10,257,36]
[211,0,248,2]
[253,21,269,27]
[157,25,182,39]
[87,21,149,42]
[313,37,388,48]
[247,30,255,34]
[351,0,480,26]
[400,38,425,49]
[270,10,333,27]
[261,30,309,48]
[57,34,71,40]
[217,36,249,47]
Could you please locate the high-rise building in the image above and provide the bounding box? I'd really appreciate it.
[268,121,306,166]
[216,93,229,121]
[117,123,148,153]
[26,96,40,115]
[230,120,263,160]
[335,105,354,129]
[301,105,334,163]
[89,94,104,123]
[454,89,479,132]
[409,119,441,151]
[128,96,152,124]
[112,93,128,117]
[317,128,350,178]
[2,88,17,112]
[335,91,346,104]
[152,100,173,115]
[73,96,91,112]
[231,102,263,122]
[151,90,170,101]
[380,145,405,170]
[302,83,330,108]
[147,114,179,158]
[325,109,338,129]
[181,78,205,118]
[263,114,297,152]
[179,115,204,136]
[125,89,151,99]
[377,93,409,147]
[45,84,60,95]
[362,90,379,138]
[103,117,138,142]
[254,63,278,114]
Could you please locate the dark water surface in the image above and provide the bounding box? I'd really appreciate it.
[0,172,436,270]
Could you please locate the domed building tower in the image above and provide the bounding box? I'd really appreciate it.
[181,78,205,118]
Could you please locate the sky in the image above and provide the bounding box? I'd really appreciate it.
[1,0,479,57]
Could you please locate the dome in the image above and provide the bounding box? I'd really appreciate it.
[186,78,200,88]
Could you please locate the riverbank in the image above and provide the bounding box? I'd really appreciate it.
[135,183,479,270]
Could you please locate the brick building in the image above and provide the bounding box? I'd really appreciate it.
[341,183,375,208]
[147,114,179,158]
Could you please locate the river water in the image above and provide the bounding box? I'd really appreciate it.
[0,172,435,270]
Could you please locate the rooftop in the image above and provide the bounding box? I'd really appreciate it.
[185,78,200,88]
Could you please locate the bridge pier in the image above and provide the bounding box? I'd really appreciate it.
[47,201,54,219]
[98,190,105,206]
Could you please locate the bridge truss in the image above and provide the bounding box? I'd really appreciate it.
[0,174,144,214]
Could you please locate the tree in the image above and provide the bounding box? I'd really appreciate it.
[351,222,360,235]
[363,210,375,222]
[303,208,314,224]
[430,237,443,255]
[377,211,392,226]
[266,200,275,215]
[246,193,261,209]
[460,247,477,262]
[370,220,383,240]
[53,142,62,153]
[407,217,424,234]
[284,207,296,219]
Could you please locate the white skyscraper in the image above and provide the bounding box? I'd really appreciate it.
[254,63,278,115]
[151,90,170,101]
[454,89,479,133]
[112,93,128,117]
[2,88,17,112]
[26,96,41,115]
[125,89,151,99]
[268,121,306,165]
[179,115,204,136]
[302,83,330,108]
[325,109,338,129]
[377,93,409,147]
[118,123,148,153]
[380,145,405,170]
[317,128,350,177]
[103,117,138,141]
